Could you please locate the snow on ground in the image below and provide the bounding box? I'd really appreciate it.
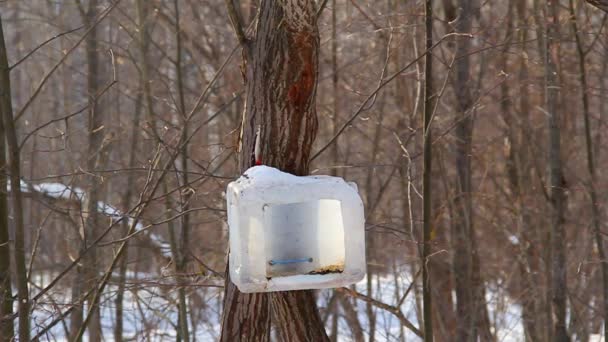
[26,271,223,341]
[33,182,85,201]
[10,177,526,340]
[22,271,528,341]
[9,179,172,257]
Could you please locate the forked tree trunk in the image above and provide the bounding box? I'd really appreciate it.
[220,1,329,341]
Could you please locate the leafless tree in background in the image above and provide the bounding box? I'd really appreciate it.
[0,14,29,341]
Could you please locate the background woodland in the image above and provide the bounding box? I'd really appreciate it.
[0,0,608,341]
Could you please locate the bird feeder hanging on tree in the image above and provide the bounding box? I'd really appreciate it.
[226,166,366,293]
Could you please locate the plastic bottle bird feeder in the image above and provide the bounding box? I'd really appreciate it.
[226,166,366,293]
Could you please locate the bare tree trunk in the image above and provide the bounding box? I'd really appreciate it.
[0,17,14,342]
[339,294,364,341]
[174,1,191,340]
[330,0,339,178]
[545,1,569,341]
[435,148,458,340]
[364,44,390,342]
[531,2,554,339]
[0,15,29,342]
[569,0,608,336]
[0,123,10,341]
[72,1,105,340]
[113,68,143,342]
[451,1,476,340]
[220,1,329,341]
[114,0,150,338]
[502,2,544,340]
[517,2,545,340]
[422,0,434,340]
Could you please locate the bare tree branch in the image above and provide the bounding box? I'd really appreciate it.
[14,0,121,122]
[224,0,248,46]
[337,287,422,338]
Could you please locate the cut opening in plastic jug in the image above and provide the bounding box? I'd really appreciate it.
[227,166,366,293]
[264,199,346,278]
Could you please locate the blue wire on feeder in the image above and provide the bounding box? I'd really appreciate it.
[269,257,313,266]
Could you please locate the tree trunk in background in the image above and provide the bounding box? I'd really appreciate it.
[339,294,364,341]
[220,1,329,341]
[600,33,608,336]
[0,15,29,342]
[0,16,14,341]
[0,129,10,341]
[569,0,608,336]
[174,0,191,340]
[422,0,434,340]
[503,1,544,340]
[114,1,150,338]
[545,1,569,341]
[451,1,478,340]
[71,1,105,340]
[330,0,339,178]
[531,1,555,339]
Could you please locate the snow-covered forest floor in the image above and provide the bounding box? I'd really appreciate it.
[24,272,530,341]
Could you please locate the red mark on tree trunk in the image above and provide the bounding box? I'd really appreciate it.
[287,31,315,111]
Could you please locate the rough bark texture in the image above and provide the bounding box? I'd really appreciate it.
[451,1,476,340]
[220,1,328,341]
[330,0,339,177]
[545,1,569,341]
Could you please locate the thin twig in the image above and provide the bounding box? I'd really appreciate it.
[337,287,422,337]
[224,0,248,46]
[14,0,121,122]
[9,26,84,70]
[310,32,473,162]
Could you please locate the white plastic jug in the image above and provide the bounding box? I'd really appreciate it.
[226,166,366,293]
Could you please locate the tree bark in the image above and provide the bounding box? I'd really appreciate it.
[502,2,544,340]
[71,1,105,340]
[114,0,150,339]
[220,1,329,341]
[173,1,191,341]
[422,0,434,340]
[0,14,29,342]
[330,0,339,177]
[0,16,15,342]
[451,1,479,340]
[569,0,607,336]
[545,1,569,341]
